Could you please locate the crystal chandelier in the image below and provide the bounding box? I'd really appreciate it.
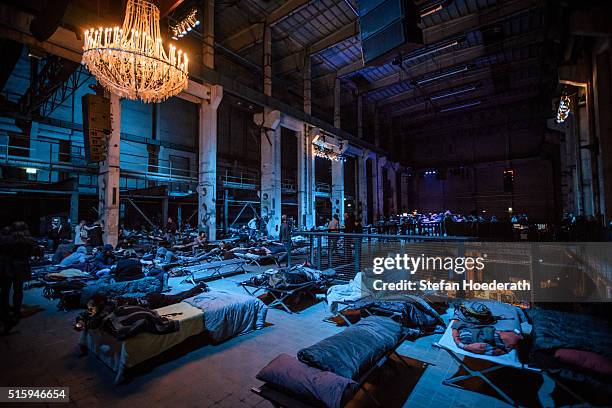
[83,0,189,103]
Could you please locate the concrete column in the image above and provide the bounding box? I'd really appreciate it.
[374,109,380,147]
[98,93,121,247]
[256,109,282,237]
[334,76,341,128]
[70,189,79,227]
[303,56,312,115]
[162,197,169,227]
[357,152,368,225]
[375,156,386,218]
[387,164,398,215]
[202,0,215,69]
[357,93,363,139]
[372,156,386,221]
[297,127,315,229]
[198,85,223,241]
[577,90,596,216]
[331,158,345,225]
[263,24,272,97]
[593,49,612,222]
[370,155,379,221]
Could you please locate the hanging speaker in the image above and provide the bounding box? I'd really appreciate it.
[82,93,110,163]
[358,0,422,65]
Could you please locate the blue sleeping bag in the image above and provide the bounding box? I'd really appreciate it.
[79,276,163,307]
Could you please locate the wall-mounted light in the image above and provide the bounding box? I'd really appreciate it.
[170,8,200,40]
[556,95,571,123]
[25,168,37,174]
[311,130,347,162]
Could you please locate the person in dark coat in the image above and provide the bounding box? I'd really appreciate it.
[48,217,64,251]
[86,220,104,247]
[1,221,34,333]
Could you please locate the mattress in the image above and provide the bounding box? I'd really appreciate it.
[80,301,203,383]
[81,290,268,383]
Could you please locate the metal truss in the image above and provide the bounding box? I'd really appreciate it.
[19,55,88,117]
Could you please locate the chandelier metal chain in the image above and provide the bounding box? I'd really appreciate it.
[83,0,189,103]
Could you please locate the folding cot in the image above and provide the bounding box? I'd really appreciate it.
[234,250,286,267]
[252,317,415,407]
[80,290,268,384]
[178,258,247,284]
[433,305,587,406]
[240,280,320,314]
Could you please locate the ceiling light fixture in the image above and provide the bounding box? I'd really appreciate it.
[170,8,200,41]
[83,0,188,103]
[439,100,481,112]
[415,64,473,86]
[430,84,478,101]
[394,37,464,66]
[420,0,453,17]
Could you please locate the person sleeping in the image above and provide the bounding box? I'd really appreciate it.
[451,322,522,355]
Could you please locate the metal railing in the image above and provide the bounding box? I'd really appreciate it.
[288,230,474,282]
[219,169,259,190]
[0,134,198,191]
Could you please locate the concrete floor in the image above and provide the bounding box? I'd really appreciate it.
[0,265,518,408]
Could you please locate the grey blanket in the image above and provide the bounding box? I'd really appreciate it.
[528,308,612,359]
[297,316,403,380]
[183,290,268,343]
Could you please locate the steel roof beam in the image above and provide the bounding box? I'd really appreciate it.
[274,21,358,75]
[220,0,309,51]
[361,29,545,94]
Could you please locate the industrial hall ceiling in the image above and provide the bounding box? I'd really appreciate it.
[0,0,607,164]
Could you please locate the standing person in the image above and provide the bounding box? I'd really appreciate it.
[74,220,88,246]
[1,222,34,334]
[165,217,177,244]
[328,214,340,254]
[354,215,363,234]
[344,212,355,233]
[86,220,104,247]
[48,217,65,251]
[328,214,340,231]
[247,216,258,239]
[279,215,291,267]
